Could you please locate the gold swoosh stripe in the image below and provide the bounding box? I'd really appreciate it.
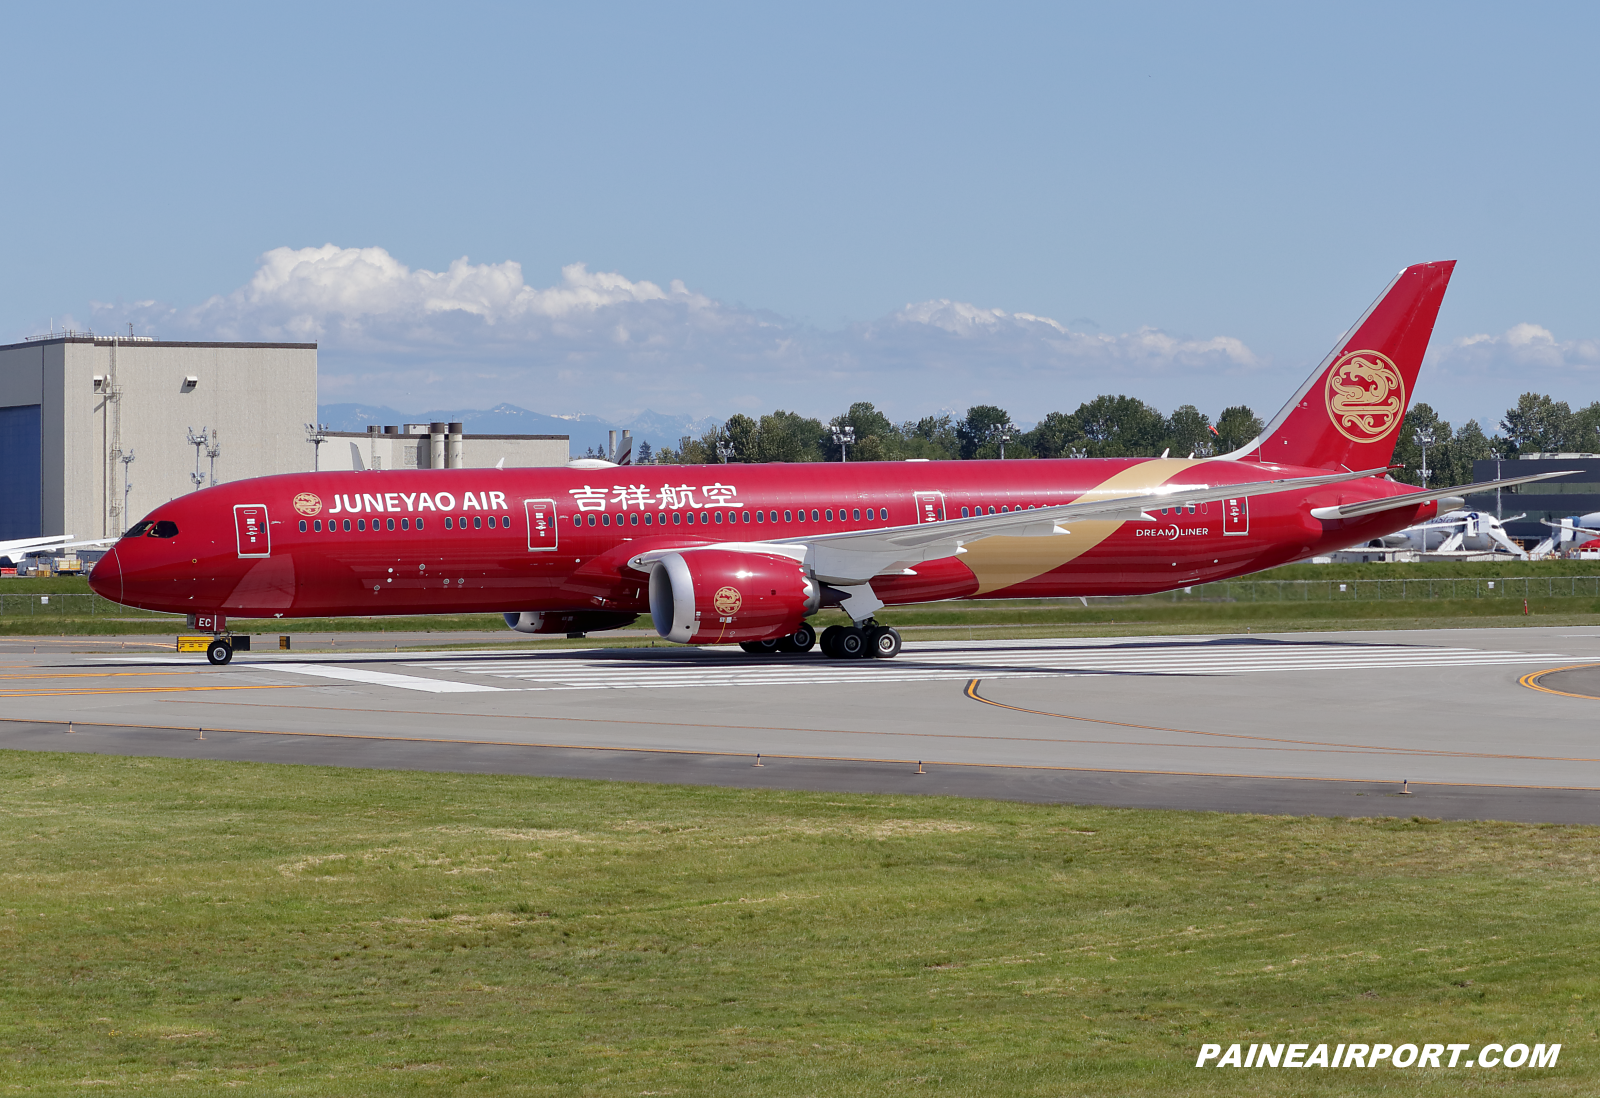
[964,458,1204,596]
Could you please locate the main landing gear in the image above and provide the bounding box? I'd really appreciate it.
[820,621,901,660]
[739,621,818,656]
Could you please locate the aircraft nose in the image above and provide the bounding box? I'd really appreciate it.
[88,546,123,605]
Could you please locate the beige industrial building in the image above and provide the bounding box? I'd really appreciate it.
[316,423,568,473]
[0,333,569,542]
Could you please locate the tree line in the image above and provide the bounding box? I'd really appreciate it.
[650,400,1266,464]
[640,391,1599,488]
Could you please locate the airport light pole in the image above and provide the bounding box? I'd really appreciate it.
[306,423,329,471]
[1415,427,1435,489]
[989,421,1015,459]
[832,425,855,462]
[714,434,735,463]
[187,427,209,491]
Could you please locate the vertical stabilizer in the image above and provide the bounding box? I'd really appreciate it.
[1225,261,1455,470]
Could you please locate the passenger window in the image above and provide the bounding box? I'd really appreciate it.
[386,518,396,531]
[742,511,750,523]
[1187,503,1196,515]
[416,518,424,530]
[298,519,307,532]
[770,510,778,522]
[446,516,453,529]
[673,512,682,525]
[882,509,888,522]
[685,512,695,524]
[701,512,710,524]
[357,519,366,531]
[852,508,860,521]
[572,515,581,527]
[755,511,764,523]
[401,518,410,530]
[644,513,653,525]
[598,515,607,527]
[825,509,833,521]
[784,510,793,522]
[630,512,638,526]
[961,507,970,517]
[714,511,723,524]
[476,516,485,529]
[811,509,819,521]
[342,519,351,532]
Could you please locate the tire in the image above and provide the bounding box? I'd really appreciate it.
[819,625,844,658]
[206,640,233,665]
[836,627,866,658]
[740,638,782,655]
[867,626,902,659]
[778,621,817,653]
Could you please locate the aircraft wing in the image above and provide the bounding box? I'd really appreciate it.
[1308,471,1578,521]
[0,534,79,560]
[766,465,1393,585]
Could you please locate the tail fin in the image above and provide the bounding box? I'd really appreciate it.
[1224,260,1455,470]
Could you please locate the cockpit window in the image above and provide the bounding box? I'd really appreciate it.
[149,520,180,538]
[123,521,153,539]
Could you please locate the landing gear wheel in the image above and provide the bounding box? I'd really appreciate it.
[820,625,844,658]
[835,627,866,659]
[740,638,783,655]
[867,626,902,659]
[777,621,817,653]
[205,640,233,666]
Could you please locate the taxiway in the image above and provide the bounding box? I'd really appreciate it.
[4,626,1600,822]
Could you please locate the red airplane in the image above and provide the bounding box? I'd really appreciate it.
[90,261,1568,663]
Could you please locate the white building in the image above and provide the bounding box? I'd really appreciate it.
[316,423,568,473]
[0,334,569,541]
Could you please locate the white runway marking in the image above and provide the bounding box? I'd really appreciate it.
[408,641,1570,692]
[265,663,502,693]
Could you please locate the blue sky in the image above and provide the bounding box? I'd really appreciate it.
[3,2,1597,432]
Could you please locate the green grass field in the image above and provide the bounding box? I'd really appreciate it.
[0,752,1592,1095]
[10,561,1600,644]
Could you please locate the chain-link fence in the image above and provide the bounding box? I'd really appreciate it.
[0,593,174,619]
[1170,575,1600,603]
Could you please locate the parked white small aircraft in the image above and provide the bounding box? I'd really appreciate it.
[1367,510,1528,558]
[1530,512,1600,558]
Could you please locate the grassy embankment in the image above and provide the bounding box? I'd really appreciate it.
[0,751,1590,1095]
[9,560,1600,644]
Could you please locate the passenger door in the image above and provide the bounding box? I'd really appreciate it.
[913,491,947,523]
[234,504,271,558]
[524,498,559,551]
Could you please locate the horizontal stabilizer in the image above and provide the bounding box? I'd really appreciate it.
[1308,471,1578,521]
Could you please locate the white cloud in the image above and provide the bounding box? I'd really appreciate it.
[1432,323,1600,373]
[97,244,1271,420]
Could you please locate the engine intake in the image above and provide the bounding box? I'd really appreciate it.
[648,550,816,644]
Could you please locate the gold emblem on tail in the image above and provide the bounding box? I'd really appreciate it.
[1325,349,1404,442]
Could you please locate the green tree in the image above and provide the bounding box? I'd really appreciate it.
[1567,401,1600,453]
[827,402,898,461]
[1163,404,1213,458]
[1447,419,1494,487]
[898,414,960,460]
[956,405,1015,460]
[1500,392,1572,455]
[1212,405,1262,454]
[1071,395,1167,458]
[722,414,759,462]
[1391,403,1450,487]
[753,410,825,463]
[1022,411,1084,459]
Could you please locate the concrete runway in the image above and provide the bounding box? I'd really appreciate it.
[5,626,1600,822]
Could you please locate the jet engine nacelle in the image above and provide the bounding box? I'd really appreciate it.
[503,610,638,635]
[648,549,817,644]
